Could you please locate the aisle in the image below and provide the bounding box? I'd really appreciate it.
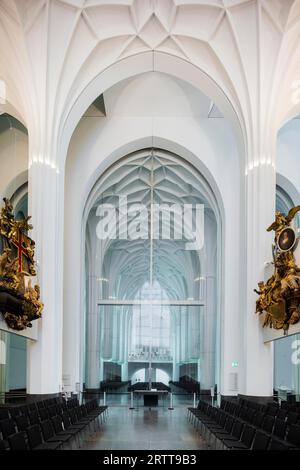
[81,406,208,450]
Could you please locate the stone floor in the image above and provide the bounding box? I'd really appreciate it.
[81,406,208,450]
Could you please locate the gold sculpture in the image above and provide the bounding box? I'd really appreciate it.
[255,207,300,333]
[267,206,300,240]
[0,198,43,330]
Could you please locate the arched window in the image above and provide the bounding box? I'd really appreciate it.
[85,149,219,391]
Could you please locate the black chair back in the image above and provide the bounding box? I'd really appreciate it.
[0,408,10,420]
[251,431,270,450]
[0,418,17,439]
[273,418,287,439]
[8,431,28,451]
[27,425,43,449]
[15,414,30,432]
[40,419,55,441]
[286,424,300,447]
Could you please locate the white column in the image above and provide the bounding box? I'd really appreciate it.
[121,362,128,381]
[293,334,300,395]
[27,162,64,394]
[241,163,275,396]
[0,332,7,402]
[85,275,101,389]
[200,277,216,389]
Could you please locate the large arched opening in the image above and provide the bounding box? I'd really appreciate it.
[83,149,220,396]
[63,56,241,398]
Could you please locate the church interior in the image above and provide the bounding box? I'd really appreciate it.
[1,0,300,453]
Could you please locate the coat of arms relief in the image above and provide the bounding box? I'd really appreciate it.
[0,198,43,330]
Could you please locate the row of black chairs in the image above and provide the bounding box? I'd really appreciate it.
[238,396,300,417]
[221,398,300,426]
[188,400,300,450]
[0,397,107,450]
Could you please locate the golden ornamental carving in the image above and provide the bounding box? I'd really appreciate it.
[0,198,43,331]
[255,206,300,334]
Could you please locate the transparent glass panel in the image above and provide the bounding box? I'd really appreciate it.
[274,333,300,401]
[95,302,216,391]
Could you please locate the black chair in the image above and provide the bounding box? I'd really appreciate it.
[8,408,21,419]
[47,406,58,418]
[286,412,298,426]
[38,408,49,421]
[276,409,287,421]
[0,408,10,420]
[28,411,40,426]
[28,403,37,413]
[261,415,274,434]
[212,416,234,441]
[15,414,30,432]
[27,424,60,450]
[62,412,84,433]
[50,415,74,444]
[8,431,28,450]
[61,414,82,446]
[273,418,287,439]
[217,420,244,443]
[252,412,265,428]
[223,425,255,450]
[40,419,70,446]
[266,405,278,417]
[269,438,290,450]
[0,418,17,440]
[251,431,270,450]
[0,439,6,450]
[67,409,88,432]
[286,424,300,447]
[75,407,93,428]
[19,405,28,415]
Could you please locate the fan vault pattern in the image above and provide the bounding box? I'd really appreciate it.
[86,149,216,301]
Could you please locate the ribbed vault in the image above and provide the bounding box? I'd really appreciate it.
[86,148,217,301]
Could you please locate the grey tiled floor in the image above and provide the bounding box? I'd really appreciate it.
[81,407,208,450]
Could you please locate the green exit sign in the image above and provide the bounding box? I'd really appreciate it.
[231,361,238,368]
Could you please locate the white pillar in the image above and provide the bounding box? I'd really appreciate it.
[200,276,216,389]
[27,163,64,394]
[121,362,128,381]
[85,275,101,389]
[0,332,7,402]
[240,163,275,396]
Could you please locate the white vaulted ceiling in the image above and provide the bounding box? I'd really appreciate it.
[0,0,300,168]
[86,148,217,301]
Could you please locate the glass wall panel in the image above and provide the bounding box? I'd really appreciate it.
[96,302,216,390]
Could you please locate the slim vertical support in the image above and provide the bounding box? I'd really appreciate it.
[129,391,135,409]
[103,391,106,406]
[193,392,196,408]
[168,392,174,410]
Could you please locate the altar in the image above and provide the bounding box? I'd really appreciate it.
[133,389,169,408]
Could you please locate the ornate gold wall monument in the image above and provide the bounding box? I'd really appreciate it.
[255,207,300,334]
[0,198,43,330]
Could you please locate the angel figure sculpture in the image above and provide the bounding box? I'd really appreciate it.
[267,206,300,242]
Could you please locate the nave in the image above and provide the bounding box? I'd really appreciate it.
[81,406,207,451]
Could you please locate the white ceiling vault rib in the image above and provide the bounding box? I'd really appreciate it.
[0,0,299,163]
